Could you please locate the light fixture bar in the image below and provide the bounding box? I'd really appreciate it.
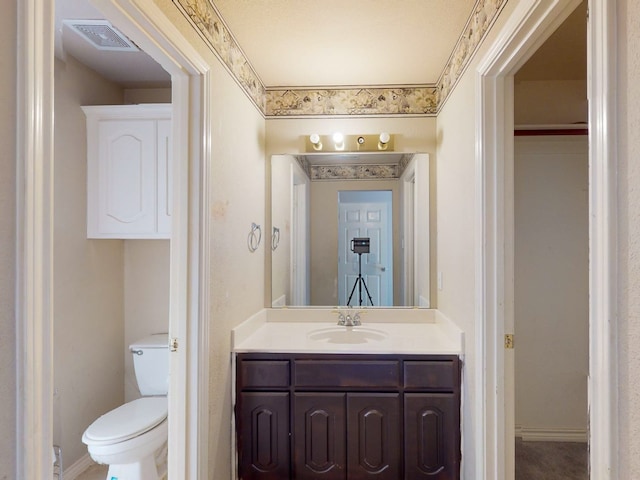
[305,133,394,153]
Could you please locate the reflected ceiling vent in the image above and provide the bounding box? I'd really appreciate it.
[63,20,139,52]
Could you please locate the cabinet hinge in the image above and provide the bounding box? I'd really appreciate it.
[504,334,514,349]
[170,337,179,352]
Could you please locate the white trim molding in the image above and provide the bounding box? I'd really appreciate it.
[16,0,55,478]
[587,0,618,477]
[515,426,589,443]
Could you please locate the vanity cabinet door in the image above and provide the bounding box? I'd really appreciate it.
[347,393,401,480]
[237,392,290,480]
[294,393,346,480]
[404,393,460,480]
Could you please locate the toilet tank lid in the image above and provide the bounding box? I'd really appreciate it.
[130,333,168,349]
[82,397,168,445]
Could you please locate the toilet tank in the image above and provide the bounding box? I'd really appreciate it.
[130,333,169,396]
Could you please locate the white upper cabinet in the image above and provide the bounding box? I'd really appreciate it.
[83,104,172,239]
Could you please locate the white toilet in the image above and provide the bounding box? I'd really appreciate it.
[82,333,169,480]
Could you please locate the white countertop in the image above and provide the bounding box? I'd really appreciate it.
[232,308,464,355]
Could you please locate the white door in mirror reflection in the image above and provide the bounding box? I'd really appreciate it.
[338,191,393,306]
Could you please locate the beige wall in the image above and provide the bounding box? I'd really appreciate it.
[514,79,587,125]
[0,1,16,477]
[124,240,170,401]
[206,50,267,479]
[309,180,400,306]
[617,0,640,476]
[124,87,172,104]
[435,68,479,477]
[53,54,126,466]
[514,136,589,436]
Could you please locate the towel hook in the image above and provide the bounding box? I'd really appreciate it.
[248,222,262,252]
[272,226,280,251]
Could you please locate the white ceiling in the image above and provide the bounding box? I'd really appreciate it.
[55,0,171,87]
[55,0,586,89]
[212,0,475,87]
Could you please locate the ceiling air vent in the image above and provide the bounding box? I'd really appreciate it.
[63,20,139,52]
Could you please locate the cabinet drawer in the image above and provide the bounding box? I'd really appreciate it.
[404,360,458,391]
[238,360,290,388]
[294,359,400,388]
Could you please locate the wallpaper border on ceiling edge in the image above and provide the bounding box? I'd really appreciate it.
[264,87,438,116]
[171,0,508,117]
[435,0,509,113]
[171,0,266,113]
[294,154,415,181]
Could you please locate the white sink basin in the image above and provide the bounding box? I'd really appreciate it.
[307,327,388,344]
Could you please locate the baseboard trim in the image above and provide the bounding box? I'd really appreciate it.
[515,426,588,443]
[63,453,96,480]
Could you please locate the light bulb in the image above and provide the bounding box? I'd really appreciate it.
[309,133,322,150]
[332,132,345,150]
[378,132,391,150]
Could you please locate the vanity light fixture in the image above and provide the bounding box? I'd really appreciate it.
[304,133,395,153]
[309,133,323,151]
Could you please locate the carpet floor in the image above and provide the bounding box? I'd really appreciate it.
[515,439,588,480]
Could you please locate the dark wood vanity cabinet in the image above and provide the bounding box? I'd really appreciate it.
[235,354,461,480]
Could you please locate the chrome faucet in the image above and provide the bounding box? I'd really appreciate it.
[336,310,362,327]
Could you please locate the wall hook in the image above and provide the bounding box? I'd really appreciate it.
[247,222,262,252]
[272,226,280,251]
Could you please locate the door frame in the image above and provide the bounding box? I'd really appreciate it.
[400,153,430,307]
[476,0,617,478]
[16,0,211,478]
[291,167,310,305]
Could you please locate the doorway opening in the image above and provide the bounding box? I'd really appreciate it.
[337,190,393,307]
[17,0,211,478]
[511,4,589,478]
[475,0,616,478]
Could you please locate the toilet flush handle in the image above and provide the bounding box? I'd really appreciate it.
[130,348,144,356]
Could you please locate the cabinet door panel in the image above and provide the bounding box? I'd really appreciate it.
[347,393,401,480]
[294,393,346,480]
[404,393,460,480]
[98,120,156,234]
[238,392,290,480]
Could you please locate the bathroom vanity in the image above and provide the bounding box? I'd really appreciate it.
[232,308,464,480]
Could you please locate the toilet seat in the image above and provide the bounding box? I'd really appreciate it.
[82,397,167,445]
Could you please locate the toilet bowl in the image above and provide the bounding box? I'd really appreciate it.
[83,396,168,480]
[82,334,169,480]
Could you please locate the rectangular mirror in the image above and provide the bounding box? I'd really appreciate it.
[270,153,430,308]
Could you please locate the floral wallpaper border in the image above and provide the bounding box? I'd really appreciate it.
[265,87,438,117]
[296,154,414,181]
[172,0,507,117]
[310,164,399,181]
[172,0,265,111]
